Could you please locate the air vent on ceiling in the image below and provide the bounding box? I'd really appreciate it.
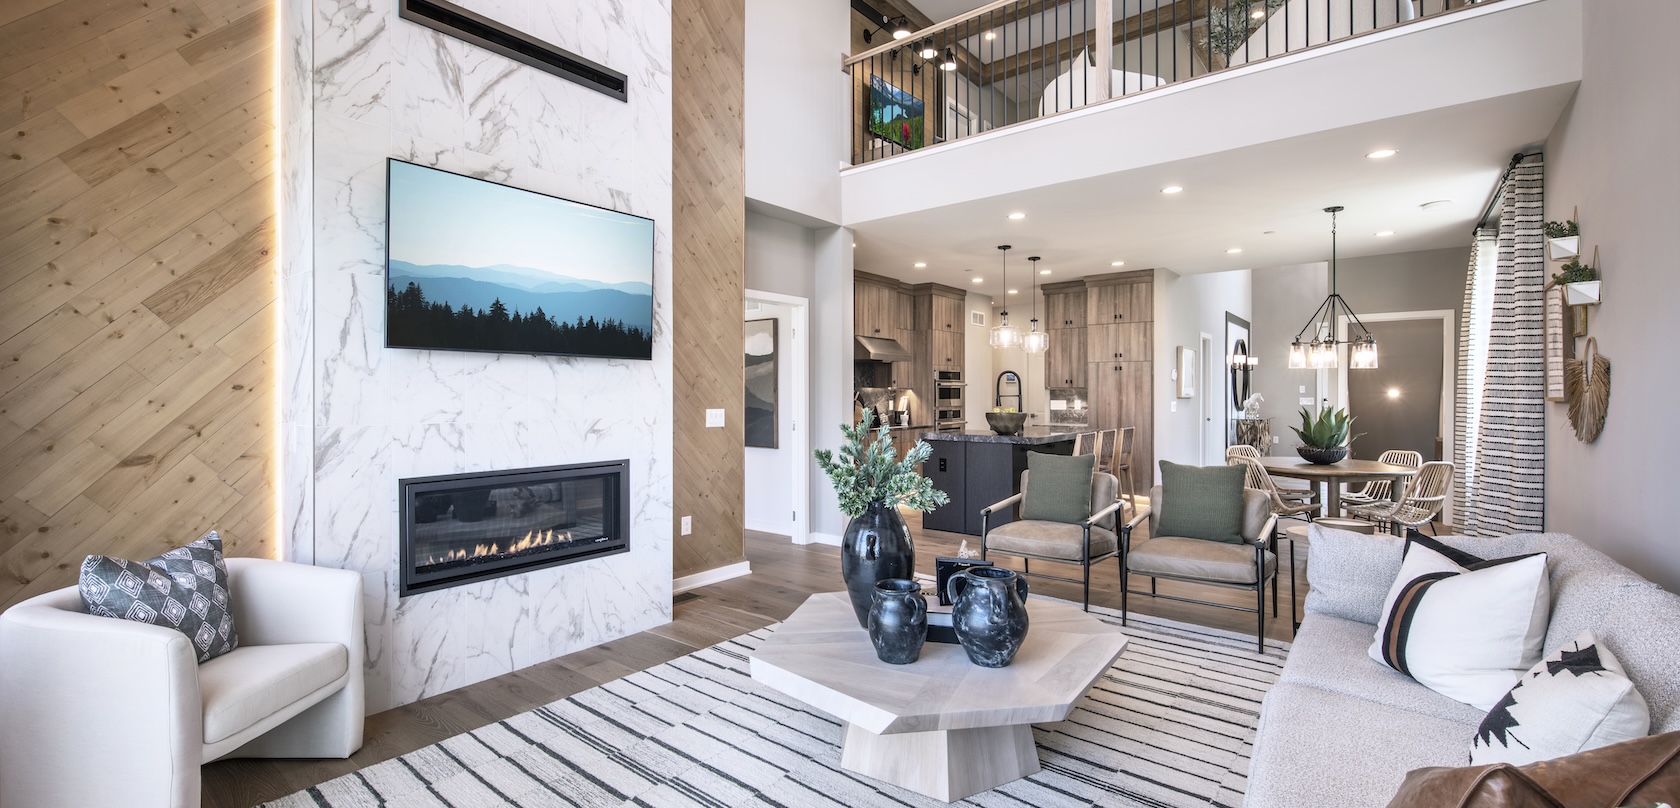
[399,0,628,101]
[971,311,987,326]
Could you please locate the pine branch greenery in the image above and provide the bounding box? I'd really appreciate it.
[1543,220,1579,239]
[1552,258,1598,285]
[813,419,950,519]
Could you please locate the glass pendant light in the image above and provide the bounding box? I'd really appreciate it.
[1289,206,1378,370]
[1021,256,1049,354]
[990,245,1021,349]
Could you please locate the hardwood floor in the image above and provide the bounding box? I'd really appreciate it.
[201,517,1312,807]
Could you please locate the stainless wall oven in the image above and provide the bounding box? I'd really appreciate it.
[935,370,964,431]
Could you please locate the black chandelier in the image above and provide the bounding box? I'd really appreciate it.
[1289,206,1379,369]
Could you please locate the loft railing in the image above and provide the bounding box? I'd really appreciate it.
[846,0,1490,165]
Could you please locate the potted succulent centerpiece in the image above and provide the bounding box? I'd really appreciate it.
[1292,406,1361,465]
[815,419,949,627]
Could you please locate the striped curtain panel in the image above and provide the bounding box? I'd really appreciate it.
[1456,157,1546,535]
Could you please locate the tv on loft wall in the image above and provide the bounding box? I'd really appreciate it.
[867,76,924,150]
[385,159,655,360]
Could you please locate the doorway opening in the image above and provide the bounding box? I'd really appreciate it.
[1338,309,1456,523]
[744,290,810,544]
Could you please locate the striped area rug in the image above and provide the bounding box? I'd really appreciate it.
[264,605,1287,808]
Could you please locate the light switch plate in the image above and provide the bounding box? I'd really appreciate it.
[1169,401,1177,412]
[1273,436,1281,444]
[705,408,724,428]
[1299,385,1307,394]
[680,516,692,535]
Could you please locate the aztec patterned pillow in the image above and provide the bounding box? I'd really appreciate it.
[78,530,239,663]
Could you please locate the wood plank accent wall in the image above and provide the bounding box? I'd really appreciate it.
[672,0,746,579]
[0,0,276,609]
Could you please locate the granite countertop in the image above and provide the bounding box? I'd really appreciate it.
[920,427,1080,445]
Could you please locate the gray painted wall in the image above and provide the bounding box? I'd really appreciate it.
[746,211,817,299]
[1543,0,1680,593]
[1249,247,1469,454]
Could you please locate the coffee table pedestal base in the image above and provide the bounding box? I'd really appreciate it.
[839,722,1041,802]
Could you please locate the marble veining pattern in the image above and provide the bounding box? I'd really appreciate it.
[288,0,674,711]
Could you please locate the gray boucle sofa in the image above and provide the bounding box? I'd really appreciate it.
[1245,528,1680,807]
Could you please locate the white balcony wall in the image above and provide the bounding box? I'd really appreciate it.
[746,0,849,224]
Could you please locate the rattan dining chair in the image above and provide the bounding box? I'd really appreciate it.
[1346,461,1454,535]
[1340,449,1423,512]
[1113,427,1137,514]
[1226,445,1316,505]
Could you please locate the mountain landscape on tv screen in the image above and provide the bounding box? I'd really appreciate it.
[387,260,654,358]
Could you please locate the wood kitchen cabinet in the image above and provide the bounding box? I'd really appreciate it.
[1045,331,1086,387]
[917,293,965,332]
[929,330,963,372]
[854,281,896,337]
[1089,322,1151,364]
[1043,288,1087,329]
[1086,279,1151,324]
[1088,360,1154,495]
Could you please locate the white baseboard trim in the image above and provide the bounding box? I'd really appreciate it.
[744,519,794,537]
[805,531,842,547]
[673,560,752,595]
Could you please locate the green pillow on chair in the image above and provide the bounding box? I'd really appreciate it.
[1156,461,1246,543]
[1020,452,1096,524]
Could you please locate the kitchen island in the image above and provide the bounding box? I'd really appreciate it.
[919,428,1077,536]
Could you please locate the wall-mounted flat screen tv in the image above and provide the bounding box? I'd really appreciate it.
[868,76,924,150]
[385,159,655,360]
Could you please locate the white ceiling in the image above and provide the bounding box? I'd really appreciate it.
[849,85,1572,297]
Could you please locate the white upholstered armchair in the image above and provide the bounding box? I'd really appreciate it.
[0,558,365,808]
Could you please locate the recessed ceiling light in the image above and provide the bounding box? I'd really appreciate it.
[1008,212,1025,220]
[1007,289,1018,294]
[1110,261,1124,266]
[1262,230,1276,235]
[1039,269,1052,275]
[1226,248,1243,254]
[983,30,996,40]
[1161,185,1184,194]
[1375,230,1395,237]
[1366,149,1398,159]
[913,261,927,267]
[971,277,983,284]
[1420,199,1453,211]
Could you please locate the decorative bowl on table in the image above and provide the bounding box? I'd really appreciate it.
[985,412,1027,436]
[1296,446,1348,465]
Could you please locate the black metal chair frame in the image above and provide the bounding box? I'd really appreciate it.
[979,492,1125,612]
[1118,507,1280,654]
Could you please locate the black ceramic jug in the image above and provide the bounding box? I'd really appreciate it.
[947,566,1030,667]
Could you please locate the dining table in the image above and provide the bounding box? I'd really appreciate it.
[1258,456,1420,518]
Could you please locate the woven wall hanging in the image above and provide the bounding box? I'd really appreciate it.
[1564,337,1610,443]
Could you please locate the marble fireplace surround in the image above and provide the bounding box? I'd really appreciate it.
[280,0,675,713]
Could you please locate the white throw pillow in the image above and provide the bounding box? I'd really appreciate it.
[1368,536,1551,711]
[1469,631,1650,766]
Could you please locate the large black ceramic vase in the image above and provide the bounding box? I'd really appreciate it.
[867,579,928,664]
[841,500,915,627]
[947,566,1030,668]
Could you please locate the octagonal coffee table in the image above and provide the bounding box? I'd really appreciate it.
[749,591,1128,802]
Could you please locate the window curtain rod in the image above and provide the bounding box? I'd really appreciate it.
[1473,151,1543,233]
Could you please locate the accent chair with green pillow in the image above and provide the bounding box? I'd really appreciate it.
[979,452,1121,611]
[1120,462,1278,653]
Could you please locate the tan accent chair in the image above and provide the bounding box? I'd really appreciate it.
[1122,485,1279,653]
[1346,461,1454,535]
[0,559,365,808]
[980,469,1124,611]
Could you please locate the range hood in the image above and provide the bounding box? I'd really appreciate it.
[854,335,912,363]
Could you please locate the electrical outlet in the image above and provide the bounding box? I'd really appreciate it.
[1299,385,1307,394]
[1170,401,1177,412]
[680,516,692,535]
[705,409,724,428]
[1273,435,1281,444]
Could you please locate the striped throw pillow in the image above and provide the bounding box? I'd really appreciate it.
[1368,536,1551,711]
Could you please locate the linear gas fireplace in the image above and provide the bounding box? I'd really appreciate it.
[398,461,630,596]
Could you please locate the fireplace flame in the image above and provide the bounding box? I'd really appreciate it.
[423,528,575,567]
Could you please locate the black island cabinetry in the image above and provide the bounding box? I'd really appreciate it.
[920,430,1077,536]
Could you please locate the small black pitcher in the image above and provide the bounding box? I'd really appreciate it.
[867,579,927,665]
[947,566,1030,668]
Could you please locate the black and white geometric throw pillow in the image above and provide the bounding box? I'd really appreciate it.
[79,530,239,663]
[1470,631,1650,766]
[1368,535,1551,711]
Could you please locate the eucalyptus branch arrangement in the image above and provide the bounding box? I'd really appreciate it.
[813,419,949,518]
